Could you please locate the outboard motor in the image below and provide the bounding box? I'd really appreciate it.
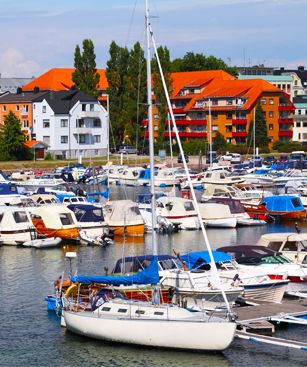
[157,215,174,233]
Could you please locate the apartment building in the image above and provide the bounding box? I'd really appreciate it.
[292,95,307,144]
[142,70,294,147]
[32,90,108,159]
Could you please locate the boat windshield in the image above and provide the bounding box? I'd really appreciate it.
[238,255,293,265]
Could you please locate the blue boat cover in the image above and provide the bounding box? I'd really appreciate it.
[261,195,304,212]
[67,204,104,222]
[138,169,151,180]
[87,187,109,199]
[71,255,159,285]
[180,251,232,270]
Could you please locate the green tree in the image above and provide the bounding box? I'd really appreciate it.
[122,42,147,144]
[247,101,269,148]
[152,46,173,149]
[72,39,100,98]
[212,131,227,152]
[0,111,31,161]
[171,52,237,76]
[106,41,130,144]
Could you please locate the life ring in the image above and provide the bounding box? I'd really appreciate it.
[65,284,78,297]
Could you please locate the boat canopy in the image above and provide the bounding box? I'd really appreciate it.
[0,183,19,195]
[180,251,232,270]
[71,256,159,285]
[67,204,104,222]
[138,168,151,180]
[207,197,245,214]
[261,195,304,212]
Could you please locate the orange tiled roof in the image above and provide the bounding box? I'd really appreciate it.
[24,140,39,148]
[23,68,108,91]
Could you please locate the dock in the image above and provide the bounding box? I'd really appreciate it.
[231,298,307,350]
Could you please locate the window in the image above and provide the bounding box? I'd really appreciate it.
[43,119,50,128]
[184,202,194,211]
[268,111,274,118]
[23,120,29,128]
[78,134,86,144]
[90,104,94,111]
[135,310,145,315]
[291,198,302,208]
[82,104,86,111]
[154,312,164,315]
[93,118,101,127]
[269,124,273,130]
[42,106,46,113]
[43,136,50,145]
[2,106,6,112]
[212,125,218,131]
[101,307,111,312]
[269,99,274,105]
[16,105,20,111]
[23,105,29,112]
[261,98,266,105]
[296,122,301,127]
[94,149,99,156]
[226,112,232,120]
[60,119,68,128]
[59,213,74,226]
[298,110,301,115]
[13,211,29,223]
[303,122,307,128]
[76,118,84,128]
[117,308,127,313]
[94,135,101,143]
[61,136,68,144]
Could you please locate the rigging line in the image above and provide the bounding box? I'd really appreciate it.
[125,0,139,48]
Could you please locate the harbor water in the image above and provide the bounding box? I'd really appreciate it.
[0,185,306,367]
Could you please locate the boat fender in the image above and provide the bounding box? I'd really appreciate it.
[65,284,78,297]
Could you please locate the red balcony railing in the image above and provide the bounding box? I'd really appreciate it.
[279,105,294,111]
[163,131,207,138]
[278,118,294,124]
[171,108,185,114]
[278,130,293,137]
[164,119,207,125]
[232,131,247,138]
[232,119,247,125]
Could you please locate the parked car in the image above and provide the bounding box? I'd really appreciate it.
[177,154,189,163]
[220,153,241,164]
[118,146,138,154]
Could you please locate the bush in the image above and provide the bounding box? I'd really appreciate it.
[181,139,208,155]
[272,140,304,153]
[44,152,53,161]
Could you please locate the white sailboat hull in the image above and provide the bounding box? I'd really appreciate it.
[63,310,236,351]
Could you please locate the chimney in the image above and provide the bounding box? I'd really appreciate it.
[34,86,40,93]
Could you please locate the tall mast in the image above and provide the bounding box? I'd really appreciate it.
[145,0,158,256]
[149,23,231,312]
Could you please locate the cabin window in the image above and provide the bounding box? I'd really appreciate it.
[9,185,17,192]
[13,211,29,223]
[184,202,194,211]
[206,173,212,178]
[283,241,299,251]
[291,198,301,208]
[59,213,74,225]
[154,311,164,315]
[117,308,127,313]
[135,310,145,314]
[101,307,111,312]
[267,241,283,252]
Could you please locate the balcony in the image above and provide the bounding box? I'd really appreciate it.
[72,127,92,135]
[232,119,247,125]
[164,119,207,125]
[79,110,100,118]
[171,108,185,114]
[278,118,294,124]
[232,131,247,138]
[279,105,294,111]
[278,130,293,137]
[163,131,207,138]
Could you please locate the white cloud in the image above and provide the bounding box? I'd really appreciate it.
[0,49,40,77]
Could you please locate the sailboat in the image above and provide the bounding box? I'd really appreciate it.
[61,0,237,351]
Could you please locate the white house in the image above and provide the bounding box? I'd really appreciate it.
[32,90,108,159]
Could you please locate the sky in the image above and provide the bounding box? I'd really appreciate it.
[0,0,307,78]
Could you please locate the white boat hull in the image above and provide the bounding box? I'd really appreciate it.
[203,218,237,228]
[63,310,236,351]
[0,230,34,245]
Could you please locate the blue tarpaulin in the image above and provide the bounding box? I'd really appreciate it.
[180,251,232,270]
[261,195,304,212]
[71,256,159,285]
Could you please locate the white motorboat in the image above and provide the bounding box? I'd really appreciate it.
[0,183,24,205]
[198,202,237,228]
[199,171,245,186]
[256,232,307,264]
[118,166,144,186]
[0,206,37,245]
[22,237,62,248]
[156,196,200,230]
